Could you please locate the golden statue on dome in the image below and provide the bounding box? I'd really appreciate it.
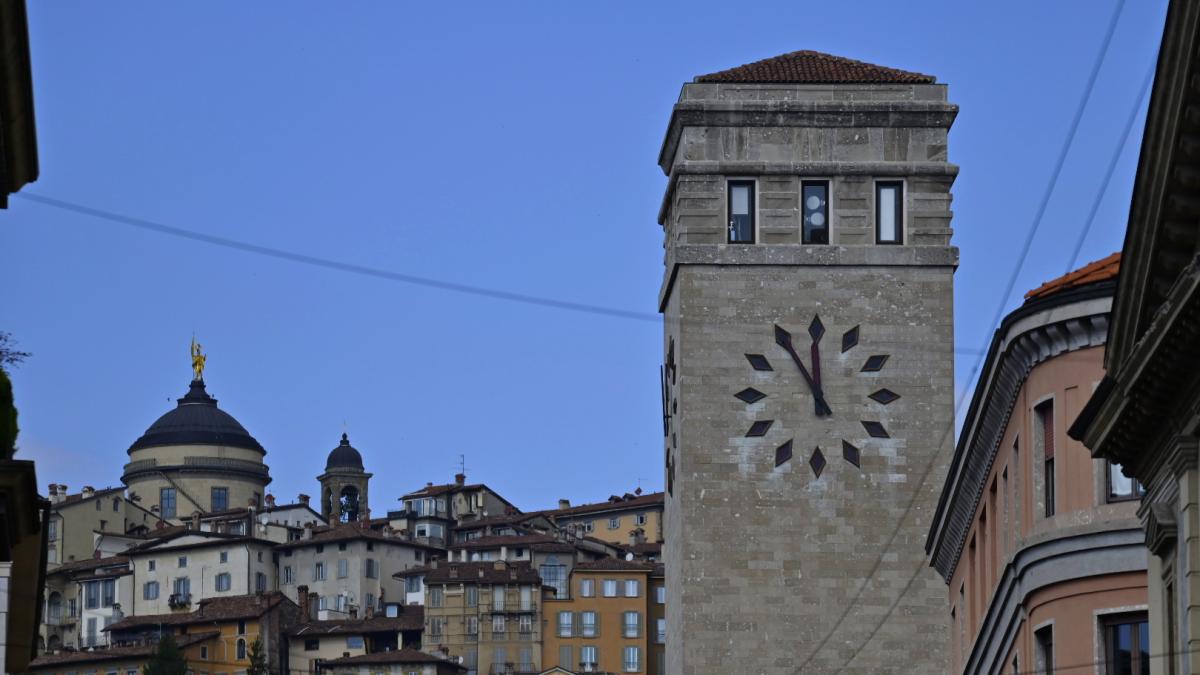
[191,337,206,381]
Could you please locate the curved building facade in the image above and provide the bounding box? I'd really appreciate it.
[927,255,1148,674]
[122,378,271,520]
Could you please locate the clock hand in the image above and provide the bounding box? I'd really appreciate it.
[810,334,832,417]
[774,325,833,416]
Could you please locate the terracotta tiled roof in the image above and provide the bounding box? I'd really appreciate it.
[321,648,466,668]
[290,608,425,635]
[50,486,125,509]
[48,555,129,577]
[449,533,560,550]
[423,561,541,585]
[573,558,656,572]
[453,513,544,530]
[29,631,219,669]
[401,482,485,499]
[275,523,441,551]
[695,50,936,85]
[541,492,664,519]
[106,592,292,632]
[1024,252,1121,301]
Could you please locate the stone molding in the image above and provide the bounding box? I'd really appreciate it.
[658,244,959,310]
[1143,502,1178,557]
[928,290,1113,580]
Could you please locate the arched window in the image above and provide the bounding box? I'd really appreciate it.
[236,638,247,660]
[339,486,360,523]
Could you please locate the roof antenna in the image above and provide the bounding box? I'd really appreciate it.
[458,454,467,476]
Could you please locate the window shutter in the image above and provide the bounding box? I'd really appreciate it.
[1041,403,1055,459]
[559,645,572,669]
[595,611,600,637]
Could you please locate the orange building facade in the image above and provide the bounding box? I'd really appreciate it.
[928,256,1150,674]
[542,559,663,675]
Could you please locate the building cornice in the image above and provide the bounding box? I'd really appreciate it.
[927,284,1114,581]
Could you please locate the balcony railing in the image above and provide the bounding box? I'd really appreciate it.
[168,593,192,609]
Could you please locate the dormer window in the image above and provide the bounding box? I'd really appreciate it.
[801,181,829,245]
[728,181,755,244]
[875,181,903,244]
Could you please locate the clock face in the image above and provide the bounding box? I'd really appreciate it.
[735,315,898,479]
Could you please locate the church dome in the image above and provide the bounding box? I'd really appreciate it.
[128,380,264,454]
[325,433,364,471]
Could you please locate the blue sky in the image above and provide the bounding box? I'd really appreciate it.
[1,1,1166,512]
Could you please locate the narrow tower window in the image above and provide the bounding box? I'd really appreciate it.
[1036,400,1055,517]
[875,181,903,244]
[802,180,830,244]
[728,180,755,244]
[211,487,228,512]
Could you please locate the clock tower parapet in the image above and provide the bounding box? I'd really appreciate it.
[656,57,959,270]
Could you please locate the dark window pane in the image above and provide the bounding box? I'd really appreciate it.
[862,355,890,372]
[775,440,793,467]
[735,388,767,405]
[841,326,859,353]
[745,354,773,371]
[746,420,773,437]
[802,181,829,244]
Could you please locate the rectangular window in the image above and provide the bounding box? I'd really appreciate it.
[178,556,187,568]
[581,579,595,597]
[635,513,647,526]
[558,610,574,637]
[540,564,567,599]
[623,611,641,638]
[101,579,115,607]
[581,611,597,637]
[655,585,665,604]
[173,576,190,596]
[1107,461,1145,502]
[560,646,574,671]
[493,586,505,611]
[519,614,533,635]
[283,566,294,584]
[215,573,231,592]
[211,487,228,512]
[603,579,618,597]
[624,579,640,597]
[143,581,159,600]
[304,639,319,651]
[430,617,443,637]
[1103,613,1149,675]
[1036,400,1055,517]
[160,488,176,519]
[656,617,666,644]
[465,585,477,607]
[407,576,421,594]
[492,614,506,637]
[47,519,57,541]
[727,180,755,244]
[337,559,349,579]
[581,645,597,672]
[85,581,99,609]
[366,559,378,579]
[493,646,507,668]
[802,180,830,244]
[219,551,228,564]
[314,561,326,581]
[430,587,444,608]
[256,572,267,593]
[466,615,479,636]
[1035,625,1053,674]
[623,646,641,673]
[608,516,621,529]
[875,181,903,244]
[520,585,532,611]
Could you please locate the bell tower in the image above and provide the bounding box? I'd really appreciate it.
[318,433,372,523]
[658,51,957,673]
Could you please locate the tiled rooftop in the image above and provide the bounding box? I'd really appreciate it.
[695,50,936,85]
[1024,252,1121,301]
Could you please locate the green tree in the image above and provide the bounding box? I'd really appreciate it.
[0,332,28,460]
[246,636,268,675]
[142,633,188,675]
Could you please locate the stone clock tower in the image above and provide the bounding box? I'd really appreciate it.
[658,51,957,673]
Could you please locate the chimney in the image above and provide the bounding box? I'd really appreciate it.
[298,585,311,622]
[365,603,375,619]
[558,499,570,510]
[426,482,434,488]
[82,486,95,499]
[48,483,57,497]
[265,494,276,508]
[190,512,201,531]
[298,493,310,506]
[454,473,465,486]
